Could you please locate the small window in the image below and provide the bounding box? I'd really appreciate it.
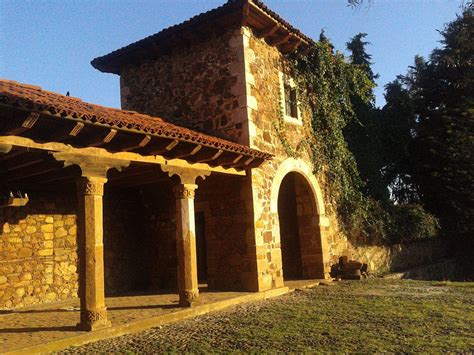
[284,82,298,118]
[279,72,301,125]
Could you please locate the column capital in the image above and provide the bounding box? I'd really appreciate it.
[174,183,198,199]
[52,152,130,179]
[160,165,211,184]
[76,176,107,197]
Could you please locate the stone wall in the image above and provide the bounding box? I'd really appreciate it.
[0,184,181,309]
[0,193,78,309]
[138,182,178,291]
[103,190,149,295]
[244,27,335,289]
[349,238,446,275]
[120,27,251,144]
[196,174,258,291]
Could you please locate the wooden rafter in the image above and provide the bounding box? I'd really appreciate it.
[282,38,302,53]
[174,144,202,159]
[270,33,292,47]
[6,112,40,135]
[195,149,223,163]
[69,122,85,137]
[123,134,152,152]
[149,139,180,155]
[257,24,279,39]
[91,128,117,147]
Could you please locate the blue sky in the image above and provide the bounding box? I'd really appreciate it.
[0,0,463,108]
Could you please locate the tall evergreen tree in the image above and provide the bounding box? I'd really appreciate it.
[380,79,419,203]
[345,33,387,200]
[403,6,474,276]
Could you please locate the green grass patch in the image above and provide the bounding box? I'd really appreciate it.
[71,279,474,353]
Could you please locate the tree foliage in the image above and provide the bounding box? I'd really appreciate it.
[284,33,439,246]
[344,33,387,201]
[375,4,473,276]
[402,6,473,274]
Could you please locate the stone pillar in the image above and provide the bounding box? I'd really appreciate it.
[160,165,211,307]
[52,152,130,331]
[174,183,199,307]
[76,176,111,331]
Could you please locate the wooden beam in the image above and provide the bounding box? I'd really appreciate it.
[270,34,292,47]
[6,112,40,135]
[242,1,250,26]
[257,24,279,39]
[244,157,255,166]
[69,122,85,137]
[149,139,179,155]
[195,149,223,163]
[110,174,170,189]
[7,165,60,182]
[90,128,117,147]
[281,38,302,53]
[221,154,244,167]
[247,0,309,47]
[173,144,202,159]
[0,135,246,176]
[4,156,44,172]
[123,134,152,152]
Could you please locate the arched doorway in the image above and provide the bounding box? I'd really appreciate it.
[276,168,326,280]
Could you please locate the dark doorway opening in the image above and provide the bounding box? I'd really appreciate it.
[278,173,303,279]
[195,211,208,283]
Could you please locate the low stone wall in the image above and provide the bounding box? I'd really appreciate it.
[0,195,78,309]
[349,238,446,275]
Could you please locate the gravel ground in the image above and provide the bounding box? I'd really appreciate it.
[65,295,300,353]
[65,279,474,353]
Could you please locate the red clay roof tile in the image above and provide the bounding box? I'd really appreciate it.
[91,0,315,74]
[0,79,273,160]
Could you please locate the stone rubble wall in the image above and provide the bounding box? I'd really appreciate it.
[0,194,78,309]
[0,186,181,309]
[245,28,338,290]
[196,174,259,291]
[349,238,446,275]
[120,27,250,144]
[103,190,150,295]
[138,183,178,291]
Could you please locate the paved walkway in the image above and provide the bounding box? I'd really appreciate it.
[0,280,322,353]
[0,288,252,353]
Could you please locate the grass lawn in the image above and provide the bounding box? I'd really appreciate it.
[69,279,474,353]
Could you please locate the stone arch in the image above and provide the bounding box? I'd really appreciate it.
[271,158,329,280]
[270,158,326,216]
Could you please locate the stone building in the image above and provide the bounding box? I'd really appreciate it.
[0,0,356,331]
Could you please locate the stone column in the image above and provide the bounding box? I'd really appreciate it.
[52,153,130,331]
[76,176,111,331]
[174,183,199,307]
[160,165,211,307]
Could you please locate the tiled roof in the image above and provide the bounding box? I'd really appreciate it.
[0,79,273,160]
[92,0,315,74]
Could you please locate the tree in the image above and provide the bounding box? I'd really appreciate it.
[344,33,387,201]
[380,79,419,203]
[401,6,474,276]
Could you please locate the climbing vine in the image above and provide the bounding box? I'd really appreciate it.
[287,43,378,244]
[276,41,438,246]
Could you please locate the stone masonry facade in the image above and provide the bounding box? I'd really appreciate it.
[0,6,443,310]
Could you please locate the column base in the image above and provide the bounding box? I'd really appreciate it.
[179,289,200,307]
[77,308,111,331]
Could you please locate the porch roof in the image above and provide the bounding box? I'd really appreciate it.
[0,79,272,171]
